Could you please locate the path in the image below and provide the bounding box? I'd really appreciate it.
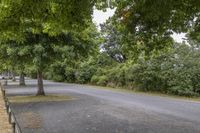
[0,84,12,133]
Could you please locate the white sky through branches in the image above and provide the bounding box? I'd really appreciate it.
[93,9,186,43]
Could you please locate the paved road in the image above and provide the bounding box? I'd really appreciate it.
[4,79,200,133]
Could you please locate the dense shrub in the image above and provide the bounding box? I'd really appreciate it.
[46,44,200,97]
[76,60,97,84]
[106,65,127,87]
[65,67,76,83]
[132,44,200,96]
[91,75,99,84]
[96,75,109,86]
[91,75,108,86]
[44,63,66,82]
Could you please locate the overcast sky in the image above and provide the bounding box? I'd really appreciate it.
[93,9,186,43]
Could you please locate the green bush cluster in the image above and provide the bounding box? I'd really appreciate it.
[132,44,200,96]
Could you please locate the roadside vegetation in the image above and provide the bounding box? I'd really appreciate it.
[0,1,199,97]
[44,42,200,97]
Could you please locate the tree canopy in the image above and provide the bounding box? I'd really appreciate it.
[0,0,200,97]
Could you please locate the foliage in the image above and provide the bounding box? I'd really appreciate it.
[57,43,200,97]
[0,0,104,95]
[0,0,99,40]
[0,0,200,98]
[76,62,97,84]
[43,24,100,83]
[132,43,200,96]
[101,17,173,62]
[114,0,200,34]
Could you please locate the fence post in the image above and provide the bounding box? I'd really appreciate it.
[6,101,9,114]
[2,89,5,96]
[2,89,6,100]
[4,80,8,86]
[9,111,12,124]
[12,122,16,133]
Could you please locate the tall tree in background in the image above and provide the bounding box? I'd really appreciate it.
[7,44,27,86]
[101,19,127,63]
[0,40,31,85]
[45,24,100,83]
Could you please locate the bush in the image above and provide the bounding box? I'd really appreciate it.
[76,63,96,84]
[91,75,99,84]
[52,75,65,82]
[91,75,108,86]
[65,67,76,82]
[96,75,108,86]
[106,64,130,87]
[131,44,200,96]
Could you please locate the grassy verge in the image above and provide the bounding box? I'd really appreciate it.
[8,95,74,103]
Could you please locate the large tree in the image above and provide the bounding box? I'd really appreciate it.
[0,0,109,95]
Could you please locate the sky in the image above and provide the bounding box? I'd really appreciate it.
[93,9,186,43]
[93,9,115,26]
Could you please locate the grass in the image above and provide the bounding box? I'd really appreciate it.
[85,84,200,103]
[8,94,74,103]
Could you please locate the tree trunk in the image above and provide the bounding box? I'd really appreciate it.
[12,73,16,82]
[3,79,8,86]
[19,72,25,86]
[36,70,45,96]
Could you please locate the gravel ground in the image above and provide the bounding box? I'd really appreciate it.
[0,85,12,133]
[4,79,200,133]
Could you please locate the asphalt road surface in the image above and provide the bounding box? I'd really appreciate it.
[4,79,200,133]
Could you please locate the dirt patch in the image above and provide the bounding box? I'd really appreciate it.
[21,112,42,129]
